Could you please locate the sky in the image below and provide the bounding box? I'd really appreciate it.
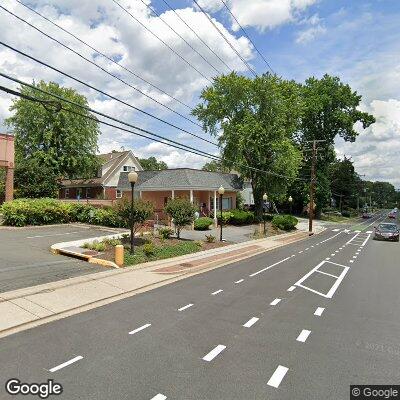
[0,0,399,187]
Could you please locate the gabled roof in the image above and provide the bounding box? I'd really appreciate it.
[118,168,243,191]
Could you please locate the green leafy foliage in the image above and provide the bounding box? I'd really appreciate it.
[116,198,154,233]
[157,227,174,239]
[142,243,156,257]
[216,210,254,225]
[271,215,298,231]
[205,234,216,243]
[139,156,168,170]
[164,198,196,238]
[194,217,214,230]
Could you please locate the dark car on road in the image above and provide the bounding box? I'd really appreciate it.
[374,223,399,242]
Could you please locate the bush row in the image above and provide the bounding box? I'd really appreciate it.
[271,215,298,231]
[216,210,255,225]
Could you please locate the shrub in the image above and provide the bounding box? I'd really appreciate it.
[143,242,156,257]
[194,240,204,248]
[262,213,274,222]
[194,217,214,230]
[205,234,216,243]
[165,198,196,239]
[102,238,122,246]
[116,198,154,232]
[216,211,233,224]
[341,210,351,218]
[229,210,254,225]
[271,215,298,231]
[157,227,173,239]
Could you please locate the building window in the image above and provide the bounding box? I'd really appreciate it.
[123,165,135,172]
[65,188,69,198]
[210,196,232,210]
[86,188,91,199]
[77,188,82,199]
[116,189,122,199]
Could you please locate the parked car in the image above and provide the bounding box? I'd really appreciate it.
[362,212,371,219]
[388,210,397,219]
[374,223,399,242]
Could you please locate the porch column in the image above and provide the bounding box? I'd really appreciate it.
[139,190,142,198]
[5,167,14,202]
[171,189,175,199]
[208,191,211,213]
[190,189,193,204]
[213,190,217,226]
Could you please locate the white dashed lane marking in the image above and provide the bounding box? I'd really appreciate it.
[49,356,83,373]
[178,304,193,312]
[314,307,325,316]
[129,323,151,335]
[287,286,296,292]
[202,345,226,362]
[211,289,223,295]
[243,317,259,328]
[249,257,291,277]
[150,394,167,400]
[267,365,289,388]
[296,329,311,343]
[234,279,244,284]
[270,298,281,306]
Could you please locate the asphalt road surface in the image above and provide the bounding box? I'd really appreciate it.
[0,225,121,293]
[0,211,399,399]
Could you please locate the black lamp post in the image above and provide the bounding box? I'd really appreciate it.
[263,193,268,235]
[218,185,225,241]
[288,195,293,215]
[128,170,138,254]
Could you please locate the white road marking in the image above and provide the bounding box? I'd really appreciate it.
[267,365,289,388]
[243,317,259,328]
[249,257,291,277]
[27,231,81,239]
[346,232,360,245]
[331,253,335,256]
[202,345,226,362]
[366,230,373,234]
[211,289,223,295]
[296,329,311,343]
[344,229,350,233]
[150,394,167,400]
[361,234,371,246]
[234,279,244,284]
[317,270,339,279]
[350,260,354,263]
[291,254,296,257]
[320,231,342,243]
[129,323,151,335]
[299,250,303,254]
[287,286,296,292]
[353,256,357,259]
[178,303,193,312]
[335,250,339,253]
[270,298,281,306]
[49,356,83,373]
[305,248,309,251]
[314,307,325,316]
[325,257,330,260]
[332,229,340,232]
[354,230,361,233]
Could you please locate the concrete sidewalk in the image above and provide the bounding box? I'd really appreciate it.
[0,227,322,338]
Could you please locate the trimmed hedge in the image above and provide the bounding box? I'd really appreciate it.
[1,198,124,227]
[194,217,214,230]
[215,209,255,225]
[271,215,298,231]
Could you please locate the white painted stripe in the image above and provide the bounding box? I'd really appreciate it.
[353,256,357,259]
[267,365,289,388]
[314,307,325,316]
[366,230,373,234]
[361,234,371,246]
[287,286,296,292]
[234,279,244,284]
[346,232,360,245]
[27,231,81,239]
[305,248,309,251]
[296,329,311,343]
[332,228,340,232]
[150,394,167,400]
[178,303,193,311]
[129,323,151,335]
[331,253,335,256]
[270,298,281,306]
[325,257,330,260]
[354,230,361,233]
[243,317,259,328]
[320,231,342,243]
[249,257,291,277]
[49,356,83,372]
[202,345,226,362]
[325,265,350,298]
[211,289,223,295]
[291,254,296,257]
[350,260,354,263]
[316,270,339,279]
[299,250,303,253]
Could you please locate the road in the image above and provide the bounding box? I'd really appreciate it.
[0,225,122,293]
[0,211,399,399]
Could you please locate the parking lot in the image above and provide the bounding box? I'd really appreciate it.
[0,224,124,293]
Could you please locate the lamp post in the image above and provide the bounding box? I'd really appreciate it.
[263,193,268,235]
[288,195,293,215]
[128,171,138,254]
[218,186,225,241]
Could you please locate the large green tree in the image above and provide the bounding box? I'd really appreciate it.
[193,72,303,219]
[201,160,229,172]
[297,74,375,212]
[6,81,100,184]
[139,156,168,171]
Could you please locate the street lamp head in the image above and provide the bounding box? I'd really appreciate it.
[218,186,225,195]
[263,193,268,201]
[288,196,293,203]
[128,170,138,184]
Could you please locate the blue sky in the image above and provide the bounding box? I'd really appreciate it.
[0,0,399,186]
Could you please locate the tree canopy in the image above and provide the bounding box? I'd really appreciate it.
[193,72,303,218]
[6,81,100,183]
[139,156,168,171]
[201,160,229,173]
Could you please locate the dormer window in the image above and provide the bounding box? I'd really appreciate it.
[123,165,135,172]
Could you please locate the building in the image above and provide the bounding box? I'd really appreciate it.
[117,168,243,221]
[59,150,142,200]
[0,133,15,203]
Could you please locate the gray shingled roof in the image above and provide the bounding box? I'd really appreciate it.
[118,169,243,191]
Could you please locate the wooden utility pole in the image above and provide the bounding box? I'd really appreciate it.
[308,140,316,235]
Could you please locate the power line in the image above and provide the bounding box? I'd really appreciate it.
[192,0,257,77]
[1,5,204,131]
[137,0,223,76]
[110,0,213,84]
[14,0,194,112]
[0,73,306,181]
[219,0,275,74]
[160,0,232,73]
[0,41,219,147]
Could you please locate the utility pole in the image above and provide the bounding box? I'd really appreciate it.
[306,139,326,236]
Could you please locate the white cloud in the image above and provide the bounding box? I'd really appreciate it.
[295,24,326,44]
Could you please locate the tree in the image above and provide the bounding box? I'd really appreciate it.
[139,156,168,170]
[297,74,375,213]
[14,158,59,198]
[116,198,154,234]
[164,198,196,239]
[193,72,303,219]
[6,81,100,183]
[202,160,229,172]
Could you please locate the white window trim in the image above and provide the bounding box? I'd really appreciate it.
[85,188,91,198]
[116,189,122,199]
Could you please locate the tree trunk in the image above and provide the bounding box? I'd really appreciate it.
[252,182,264,221]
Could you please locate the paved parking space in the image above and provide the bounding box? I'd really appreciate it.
[0,224,123,293]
